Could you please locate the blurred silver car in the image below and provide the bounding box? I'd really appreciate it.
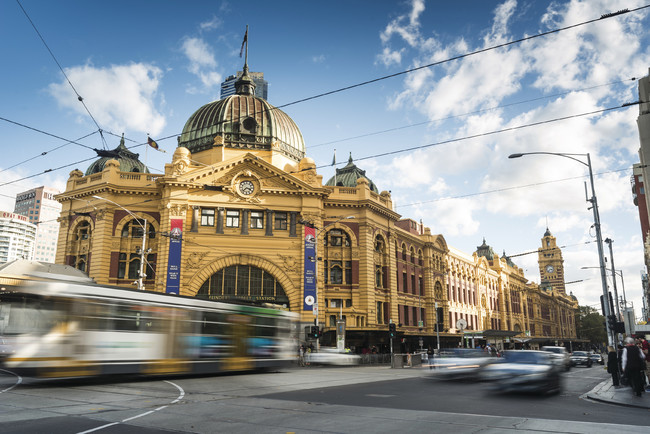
[306,348,360,366]
[429,348,492,380]
[481,350,562,394]
[541,346,571,371]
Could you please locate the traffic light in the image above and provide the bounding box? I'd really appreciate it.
[607,315,617,331]
[389,323,396,338]
[614,321,625,334]
[310,325,320,339]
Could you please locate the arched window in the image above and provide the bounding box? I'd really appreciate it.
[197,264,288,304]
[69,219,93,273]
[323,228,354,286]
[401,244,407,261]
[114,216,156,284]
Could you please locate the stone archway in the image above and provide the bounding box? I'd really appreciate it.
[185,254,300,311]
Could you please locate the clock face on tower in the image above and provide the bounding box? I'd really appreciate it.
[239,180,255,195]
[546,265,555,274]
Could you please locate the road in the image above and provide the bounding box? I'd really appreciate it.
[0,364,646,433]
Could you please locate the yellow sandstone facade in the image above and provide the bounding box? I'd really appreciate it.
[55,64,577,350]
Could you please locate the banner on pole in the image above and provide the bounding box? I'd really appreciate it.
[165,218,183,294]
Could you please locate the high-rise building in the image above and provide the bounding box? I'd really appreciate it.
[14,186,61,263]
[0,211,37,263]
[220,71,268,100]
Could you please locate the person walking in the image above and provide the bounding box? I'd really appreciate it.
[622,337,646,397]
[606,346,620,387]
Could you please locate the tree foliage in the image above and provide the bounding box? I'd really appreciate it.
[575,305,607,346]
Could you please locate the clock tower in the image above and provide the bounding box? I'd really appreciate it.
[538,228,566,293]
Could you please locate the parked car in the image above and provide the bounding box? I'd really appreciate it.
[429,348,492,380]
[569,351,592,367]
[541,346,571,371]
[589,351,604,365]
[481,350,562,394]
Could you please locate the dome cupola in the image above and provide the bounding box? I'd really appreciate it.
[86,134,148,175]
[177,56,305,163]
[325,153,379,193]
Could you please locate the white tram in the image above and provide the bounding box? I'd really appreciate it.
[0,260,296,378]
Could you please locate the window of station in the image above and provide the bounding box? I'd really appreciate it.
[226,210,240,228]
[121,219,155,238]
[274,212,288,230]
[250,211,264,229]
[201,208,215,226]
[197,264,288,304]
[324,229,350,247]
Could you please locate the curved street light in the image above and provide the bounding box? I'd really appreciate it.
[509,152,613,346]
[93,195,149,290]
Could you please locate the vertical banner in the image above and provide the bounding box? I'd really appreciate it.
[165,218,183,294]
[303,226,317,310]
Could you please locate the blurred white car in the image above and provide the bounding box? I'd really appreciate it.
[0,337,14,360]
[481,350,562,394]
[541,346,571,371]
[306,348,360,366]
[429,348,492,380]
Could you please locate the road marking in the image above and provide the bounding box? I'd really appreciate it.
[76,380,185,434]
[365,394,395,398]
[0,369,22,393]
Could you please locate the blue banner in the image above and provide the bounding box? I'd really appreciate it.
[303,226,317,310]
[165,218,183,294]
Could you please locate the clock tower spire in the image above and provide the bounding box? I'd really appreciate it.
[538,228,566,293]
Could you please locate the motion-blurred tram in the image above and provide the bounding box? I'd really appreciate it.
[0,260,296,378]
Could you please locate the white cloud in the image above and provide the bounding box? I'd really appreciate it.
[48,63,166,136]
[312,54,326,64]
[199,16,221,32]
[181,37,223,90]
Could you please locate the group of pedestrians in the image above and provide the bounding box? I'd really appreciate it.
[607,335,650,397]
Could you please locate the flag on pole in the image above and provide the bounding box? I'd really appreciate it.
[147,136,159,150]
[240,28,248,58]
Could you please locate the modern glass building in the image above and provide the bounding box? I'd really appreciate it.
[0,211,37,263]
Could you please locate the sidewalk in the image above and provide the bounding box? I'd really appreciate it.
[586,379,650,409]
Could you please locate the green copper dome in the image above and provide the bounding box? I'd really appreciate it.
[86,134,148,175]
[325,153,379,193]
[178,64,305,162]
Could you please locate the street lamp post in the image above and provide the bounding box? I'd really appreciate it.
[93,195,148,290]
[509,152,614,346]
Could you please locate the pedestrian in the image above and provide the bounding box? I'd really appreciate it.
[638,335,650,391]
[298,344,305,367]
[622,337,646,397]
[606,346,620,387]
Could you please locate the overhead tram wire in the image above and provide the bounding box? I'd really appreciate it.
[6,7,646,190]
[16,0,108,149]
[273,7,646,110]
[395,167,631,208]
[0,99,641,190]
[307,77,640,149]
[116,6,648,155]
[0,120,98,173]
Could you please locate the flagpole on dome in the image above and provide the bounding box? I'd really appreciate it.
[332,149,337,186]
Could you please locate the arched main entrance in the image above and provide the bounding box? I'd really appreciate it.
[197,264,289,305]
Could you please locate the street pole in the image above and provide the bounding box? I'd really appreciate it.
[435,301,440,351]
[604,239,621,319]
[508,152,613,346]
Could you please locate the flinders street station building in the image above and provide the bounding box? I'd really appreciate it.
[55,61,578,352]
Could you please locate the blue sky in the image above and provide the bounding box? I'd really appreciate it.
[2,0,650,318]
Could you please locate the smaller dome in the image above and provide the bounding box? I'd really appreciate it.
[544,227,552,237]
[476,238,495,260]
[86,134,148,175]
[325,153,379,193]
